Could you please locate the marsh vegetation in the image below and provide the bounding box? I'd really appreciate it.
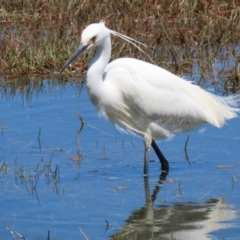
[0,0,239,94]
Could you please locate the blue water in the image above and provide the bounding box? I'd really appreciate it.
[0,79,239,240]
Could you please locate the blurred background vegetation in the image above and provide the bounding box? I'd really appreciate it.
[0,0,239,92]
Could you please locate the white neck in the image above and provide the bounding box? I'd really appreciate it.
[85,35,111,109]
[86,36,111,84]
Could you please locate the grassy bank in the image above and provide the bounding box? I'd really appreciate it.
[0,0,239,89]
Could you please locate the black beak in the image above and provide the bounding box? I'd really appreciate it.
[59,43,90,74]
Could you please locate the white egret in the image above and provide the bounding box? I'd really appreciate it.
[60,22,239,176]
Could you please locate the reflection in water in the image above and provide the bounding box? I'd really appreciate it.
[112,174,237,240]
[0,77,84,102]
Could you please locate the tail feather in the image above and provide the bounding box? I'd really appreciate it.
[206,93,240,128]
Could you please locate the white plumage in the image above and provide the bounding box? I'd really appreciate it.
[60,22,239,176]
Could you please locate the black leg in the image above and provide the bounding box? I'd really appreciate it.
[151,139,169,173]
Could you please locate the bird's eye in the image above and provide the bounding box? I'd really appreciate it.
[91,36,96,43]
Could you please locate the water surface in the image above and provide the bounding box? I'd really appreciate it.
[0,79,239,240]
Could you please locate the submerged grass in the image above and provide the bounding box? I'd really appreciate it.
[0,0,240,91]
[13,156,61,204]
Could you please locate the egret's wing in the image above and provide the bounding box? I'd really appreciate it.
[104,58,239,128]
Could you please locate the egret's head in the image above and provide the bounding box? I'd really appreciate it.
[81,22,110,47]
[60,22,110,74]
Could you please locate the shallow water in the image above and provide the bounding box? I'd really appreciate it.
[0,79,240,240]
